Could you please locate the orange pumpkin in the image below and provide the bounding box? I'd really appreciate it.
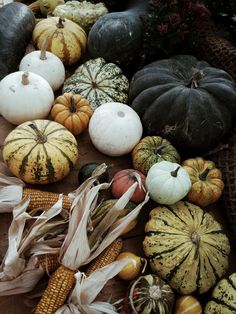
[182,157,224,207]
[51,93,93,135]
[175,295,202,314]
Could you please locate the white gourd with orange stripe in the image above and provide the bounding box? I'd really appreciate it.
[175,296,202,314]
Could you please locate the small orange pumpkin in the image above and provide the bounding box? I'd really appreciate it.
[182,157,224,207]
[51,92,93,135]
[175,295,202,314]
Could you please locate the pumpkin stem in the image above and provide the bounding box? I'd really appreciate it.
[199,167,211,181]
[56,17,65,28]
[186,68,204,88]
[191,231,200,259]
[141,258,148,274]
[69,95,76,113]
[21,72,30,85]
[40,36,51,60]
[28,122,47,144]
[170,166,180,177]
[152,144,169,155]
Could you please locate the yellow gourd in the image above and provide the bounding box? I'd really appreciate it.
[175,295,202,314]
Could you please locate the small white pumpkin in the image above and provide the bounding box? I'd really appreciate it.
[88,102,143,156]
[0,71,54,125]
[146,160,192,205]
[19,37,65,91]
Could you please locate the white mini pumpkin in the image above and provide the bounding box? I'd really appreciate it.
[19,37,65,91]
[0,71,54,125]
[145,160,192,205]
[88,102,143,156]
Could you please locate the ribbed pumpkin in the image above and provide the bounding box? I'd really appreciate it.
[132,136,180,175]
[62,57,129,110]
[32,17,87,65]
[124,274,175,314]
[2,120,79,184]
[175,295,202,314]
[129,55,236,151]
[143,201,230,294]
[182,157,224,207]
[205,273,236,314]
[91,199,137,235]
[51,93,93,135]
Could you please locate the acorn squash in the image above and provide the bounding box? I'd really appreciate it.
[143,201,230,294]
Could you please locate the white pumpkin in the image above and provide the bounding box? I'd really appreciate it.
[88,102,143,156]
[145,160,192,205]
[19,38,65,91]
[0,71,54,125]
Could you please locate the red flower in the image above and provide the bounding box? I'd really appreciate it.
[157,23,169,34]
[169,12,182,27]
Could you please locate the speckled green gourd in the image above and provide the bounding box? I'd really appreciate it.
[62,58,129,110]
[53,1,108,32]
[205,273,236,313]
[143,201,230,295]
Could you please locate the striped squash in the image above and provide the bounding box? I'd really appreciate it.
[143,201,230,295]
[205,273,236,314]
[32,17,87,65]
[124,274,175,314]
[62,57,129,110]
[2,119,79,184]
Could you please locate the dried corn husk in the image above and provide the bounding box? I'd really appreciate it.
[59,163,149,270]
[0,195,65,295]
[56,259,131,314]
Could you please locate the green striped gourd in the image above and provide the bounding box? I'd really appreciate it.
[205,273,236,314]
[143,201,230,295]
[132,136,180,175]
[62,57,129,110]
[124,274,175,314]
[2,119,79,184]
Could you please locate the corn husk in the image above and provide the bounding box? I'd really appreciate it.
[59,163,149,270]
[56,259,131,314]
[0,195,65,295]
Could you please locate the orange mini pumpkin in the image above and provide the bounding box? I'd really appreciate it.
[51,92,93,135]
[182,157,224,207]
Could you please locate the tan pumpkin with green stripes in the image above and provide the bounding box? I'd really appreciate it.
[205,273,236,313]
[2,119,79,184]
[143,201,230,295]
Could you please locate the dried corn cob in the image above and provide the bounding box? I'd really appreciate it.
[85,238,123,277]
[23,188,72,211]
[38,254,60,274]
[34,265,75,314]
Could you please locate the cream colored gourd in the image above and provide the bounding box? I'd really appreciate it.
[145,160,191,204]
[0,71,54,125]
[88,102,143,156]
[19,37,65,91]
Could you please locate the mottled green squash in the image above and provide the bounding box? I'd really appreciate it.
[205,273,236,314]
[62,57,129,110]
[143,201,230,295]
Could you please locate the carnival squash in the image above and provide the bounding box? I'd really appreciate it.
[51,93,93,135]
[0,71,54,125]
[132,136,180,175]
[88,102,143,156]
[129,55,236,151]
[87,0,147,66]
[63,58,129,110]
[145,161,191,205]
[124,274,175,314]
[182,157,224,207]
[2,120,79,184]
[205,273,236,313]
[32,17,87,65]
[143,201,231,294]
[0,2,35,80]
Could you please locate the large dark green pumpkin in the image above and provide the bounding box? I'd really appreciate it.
[129,55,236,152]
[87,0,147,67]
[0,3,35,80]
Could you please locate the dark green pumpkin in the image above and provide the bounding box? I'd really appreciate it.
[0,3,35,80]
[132,136,180,175]
[129,55,236,152]
[78,162,109,185]
[87,0,147,67]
